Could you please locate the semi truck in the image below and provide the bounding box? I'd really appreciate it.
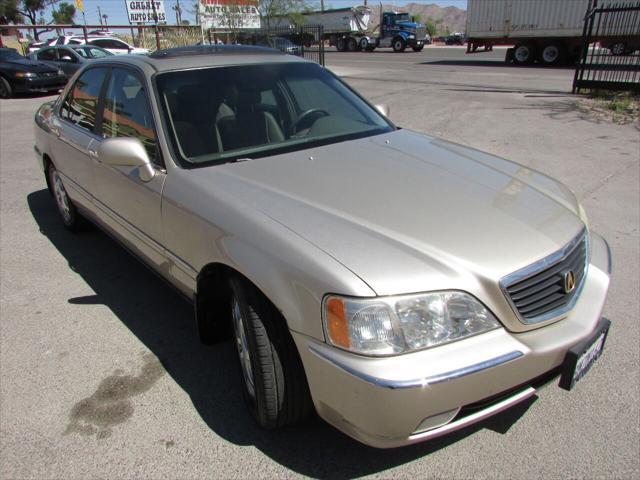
[272,6,429,53]
[466,0,638,65]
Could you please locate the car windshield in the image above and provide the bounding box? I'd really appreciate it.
[395,13,411,22]
[0,49,24,61]
[156,62,393,167]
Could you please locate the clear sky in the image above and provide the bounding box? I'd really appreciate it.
[39,0,467,31]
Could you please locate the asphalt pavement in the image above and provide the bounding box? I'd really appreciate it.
[1,47,639,479]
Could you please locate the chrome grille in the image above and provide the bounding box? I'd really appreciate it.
[501,229,588,324]
[416,26,427,39]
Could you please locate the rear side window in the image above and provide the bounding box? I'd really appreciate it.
[102,68,158,162]
[91,38,127,50]
[60,67,108,132]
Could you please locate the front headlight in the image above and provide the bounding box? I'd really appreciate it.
[323,291,500,356]
[57,69,65,76]
[15,72,38,78]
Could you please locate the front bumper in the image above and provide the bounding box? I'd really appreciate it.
[12,75,66,94]
[293,232,611,448]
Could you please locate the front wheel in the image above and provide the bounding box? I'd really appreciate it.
[392,37,406,53]
[48,163,82,231]
[412,44,424,52]
[229,276,312,429]
[0,76,12,99]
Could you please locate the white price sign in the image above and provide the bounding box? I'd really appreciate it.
[199,0,261,30]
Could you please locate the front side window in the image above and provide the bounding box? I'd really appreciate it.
[37,48,57,61]
[60,67,108,132]
[156,62,393,167]
[102,68,157,162]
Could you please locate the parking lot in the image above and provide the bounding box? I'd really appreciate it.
[1,47,638,478]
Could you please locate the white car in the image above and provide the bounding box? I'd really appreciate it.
[30,35,148,55]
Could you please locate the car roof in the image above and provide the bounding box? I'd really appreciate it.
[86,45,308,73]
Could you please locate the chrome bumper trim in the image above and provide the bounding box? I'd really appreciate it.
[408,387,536,442]
[308,344,523,389]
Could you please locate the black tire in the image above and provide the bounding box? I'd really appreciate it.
[48,162,82,232]
[229,275,312,429]
[0,76,12,99]
[359,37,369,51]
[392,37,406,53]
[412,45,424,52]
[346,36,358,52]
[335,37,346,52]
[540,42,565,65]
[513,42,536,65]
[610,42,626,56]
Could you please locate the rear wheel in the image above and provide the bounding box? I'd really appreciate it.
[540,42,565,65]
[346,36,358,52]
[0,76,12,99]
[359,37,369,51]
[229,275,312,429]
[610,42,626,55]
[335,37,346,52]
[48,162,81,231]
[392,37,406,53]
[513,42,536,65]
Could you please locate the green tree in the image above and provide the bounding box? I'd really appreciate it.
[258,0,309,29]
[424,16,437,38]
[0,0,23,24]
[12,0,61,39]
[51,1,75,24]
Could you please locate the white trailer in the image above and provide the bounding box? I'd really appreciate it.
[466,0,603,65]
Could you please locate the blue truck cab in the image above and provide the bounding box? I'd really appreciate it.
[379,11,429,52]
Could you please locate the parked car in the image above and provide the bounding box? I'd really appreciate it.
[28,45,113,77]
[79,36,149,55]
[0,47,66,98]
[33,45,611,449]
[256,36,302,56]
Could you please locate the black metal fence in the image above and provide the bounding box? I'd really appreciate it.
[237,24,325,66]
[573,2,640,93]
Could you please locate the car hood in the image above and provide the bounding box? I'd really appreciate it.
[205,128,584,310]
[2,58,58,72]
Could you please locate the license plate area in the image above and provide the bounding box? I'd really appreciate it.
[559,318,610,391]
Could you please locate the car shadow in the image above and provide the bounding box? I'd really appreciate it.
[27,188,537,478]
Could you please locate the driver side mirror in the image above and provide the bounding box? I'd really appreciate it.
[98,137,155,182]
[375,103,390,117]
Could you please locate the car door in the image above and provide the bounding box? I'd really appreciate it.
[35,47,59,68]
[56,47,81,76]
[90,38,129,55]
[50,67,109,211]
[91,66,166,270]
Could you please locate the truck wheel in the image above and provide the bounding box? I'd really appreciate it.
[0,76,12,99]
[513,43,536,65]
[412,45,424,52]
[610,42,626,55]
[359,37,369,51]
[392,37,406,53]
[229,275,312,429]
[347,36,358,52]
[540,43,565,65]
[336,37,346,52]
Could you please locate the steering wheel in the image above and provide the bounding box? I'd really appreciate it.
[291,108,329,134]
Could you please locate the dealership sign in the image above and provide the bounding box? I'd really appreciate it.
[199,0,260,29]
[126,1,167,23]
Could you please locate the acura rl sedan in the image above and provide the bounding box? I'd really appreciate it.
[33,45,611,448]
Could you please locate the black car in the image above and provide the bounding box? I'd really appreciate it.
[0,48,67,99]
[28,45,113,77]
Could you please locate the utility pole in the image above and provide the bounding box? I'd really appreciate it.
[174,0,182,25]
[123,0,135,41]
[98,5,103,25]
[320,0,324,11]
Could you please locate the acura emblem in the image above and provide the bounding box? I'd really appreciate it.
[563,270,576,293]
